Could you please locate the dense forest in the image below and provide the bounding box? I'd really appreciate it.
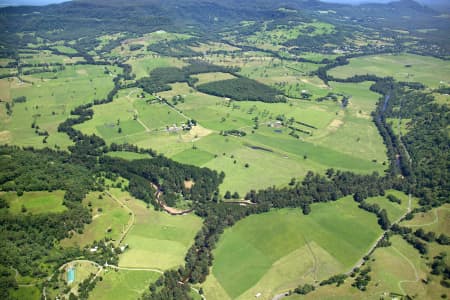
[197,78,285,103]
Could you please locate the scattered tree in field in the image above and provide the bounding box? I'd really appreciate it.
[294,283,315,295]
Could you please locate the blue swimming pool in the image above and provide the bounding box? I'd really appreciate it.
[67,267,75,284]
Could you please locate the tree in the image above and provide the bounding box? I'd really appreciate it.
[294,283,315,295]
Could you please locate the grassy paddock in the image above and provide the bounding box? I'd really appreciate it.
[61,191,130,248]
[365,190,417,222]
[206,196,382,299]
[106,151,152,160]
[89,269,159,300]
[1,63,116,149]
[329,53,450,88]
[117,190,202,270]
[9,286,41,300]
[2,190,66,214]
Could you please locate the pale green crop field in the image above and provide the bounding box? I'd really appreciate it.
[328,53,450,88]
[205,196,383,299]
[118,191,202,270]
[52,45,78,54]
[295,204,450,300]
[106,151,153,160]
[365,190,418,222]
[89,269,159,300]
[2,190,66,215]
[247,21,335,45]
[0,64,116,149]
[61,191,131,248]
[127,56,186,79]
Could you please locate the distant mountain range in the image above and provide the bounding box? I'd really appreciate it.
[1,0,449,9]
[322,0,449,9]
[1,0,449,11]
[0,0,68,6]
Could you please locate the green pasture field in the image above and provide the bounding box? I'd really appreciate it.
[291,235,426,300]
[402,203,450,235]
[0,63,116,149]
[387,117,412,137]
[61,191,131,248]
[106,151,152,160]
[294,204,450,300]
[0,58,15,67]
[9,286,41,300]
[204,196,383,299]
[127,56,186,79]
[117,189,202,270]
[19,50,84,65]
[89,269,159,300]
[432,92,450,106]
[0,78,12,102]
[193,72,237,85]
[109,30,192,58]
[2,190,66,214]
[153,80,385,194]
[189,41,241,53]
[311,81,388,164]
[0,67,17,77]
[206,52,329,100]
[246,21,335,45]
[70,65,386,196]
[328,53,450,88]
[172,148,216,166]
[365,190,416,222]
[298,52,338,62]
[52,45,78,54]
[75,88,188,143]
[94,32,127,52]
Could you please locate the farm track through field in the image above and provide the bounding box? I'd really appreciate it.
[125,88,151,132]
[12,267,39,287]
[272,193,413,300]
[108,265,163,274]
[405,206,450,227]
[104,190,135,246]
[391,245,419,295]
[303,237,319,282]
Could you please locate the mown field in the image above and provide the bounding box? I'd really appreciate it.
[365,189,417,222]
[2,190,67,214]
[0,62,116,148]
[117,189,203,270]
[89,269,160,300]
[61,191,131,248]
[76,77,386,194]
[292,204,450,300]
[203,196,383,299]
[328,53,450,88]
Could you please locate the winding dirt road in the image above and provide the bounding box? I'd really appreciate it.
[272,194,413,300]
